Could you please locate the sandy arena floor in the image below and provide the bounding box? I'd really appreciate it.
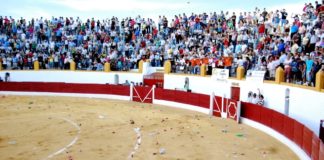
[0,95,298,160]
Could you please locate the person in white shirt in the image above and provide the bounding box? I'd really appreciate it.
[237,56,245,67]
[247,91,253,103]
[309,31,317,51]
[267,56,279,79]
[291,42,299,54]
[252,93,259,104]
[2,57,7,69]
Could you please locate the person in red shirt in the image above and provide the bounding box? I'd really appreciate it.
[223,36,229,47]
[194,15,201,30]
[175,15,180,28]
[223,56,233,76]
[258,23,265,36]
[257,41,264,50]
[141,40,146,48]
[152,27,158,39]
[202,57,209,65]
[4,16,10,25]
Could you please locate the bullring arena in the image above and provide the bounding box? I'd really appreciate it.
[0,66,323,160]
[0,96,297,160]
[1,1,324,158]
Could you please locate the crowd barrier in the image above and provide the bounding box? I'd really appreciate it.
[0,82,130,96]
[155,88,210,109]
[241,102,324,160]
[0,82,323,160]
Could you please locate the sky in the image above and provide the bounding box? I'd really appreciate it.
[0,0,316,22]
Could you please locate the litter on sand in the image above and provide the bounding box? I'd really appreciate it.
[159,148,166,155]
[98,115,105,119]
[236,133,244,137]
[8,140,16,145]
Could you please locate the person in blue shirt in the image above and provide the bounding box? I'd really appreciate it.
[278,39,285,53]
[77,34,83,46]
[114,36,119,43]
[56,29,62,41]
[46,28,51,42]
[305,54,314,84]
[290,22,298,39]
[135,29,140,38]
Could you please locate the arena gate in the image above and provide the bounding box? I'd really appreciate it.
[210,92,241,122]
[131,85,154,103]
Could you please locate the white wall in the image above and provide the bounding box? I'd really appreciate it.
[164,74,231,98]
[0,71,143,84]
[164,74,324,136]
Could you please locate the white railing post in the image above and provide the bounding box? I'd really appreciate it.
[130,83,134,101]
[236,101,241,123]
[209,92,214,116]
[221,94,227,118]
[152,85,156,103]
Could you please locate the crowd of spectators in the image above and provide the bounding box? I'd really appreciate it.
[247,89,265,105]
[0,1,324,86]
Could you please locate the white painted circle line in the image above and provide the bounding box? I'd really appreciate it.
[44,117,81,160]
[128,127,142,159]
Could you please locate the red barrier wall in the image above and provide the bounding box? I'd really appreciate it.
[154,89,210,109]
[294,121,305,148]
[303,127,313,157]
[271,111,284,133]
[259,107,273,128]
[320,141,324,160]
[241,102,321,159]
[241,102,261,122]
[0,82,130,96]
[311,134,320,160]
[154,88,164,100]
[282,116,295,141]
